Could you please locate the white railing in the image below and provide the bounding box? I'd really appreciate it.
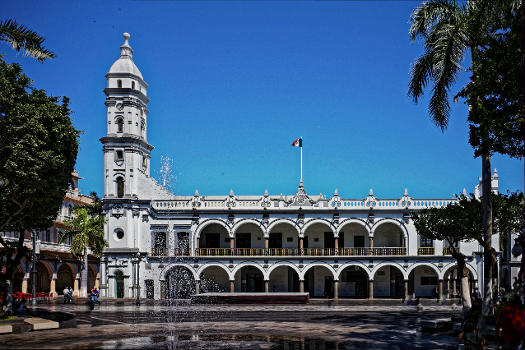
[152,197,457,211]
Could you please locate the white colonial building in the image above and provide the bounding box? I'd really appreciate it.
[100,33,501,301]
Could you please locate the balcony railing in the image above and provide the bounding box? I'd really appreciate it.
[443,246,460,255]
[195,247,407,257]
[150,248,190,256]
[418,247,435,255]
[151,248,168,256]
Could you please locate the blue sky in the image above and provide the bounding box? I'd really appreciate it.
[3,0,523,199]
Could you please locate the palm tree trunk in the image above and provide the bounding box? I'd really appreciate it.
[81,247,88,298]
[481,152,493,316]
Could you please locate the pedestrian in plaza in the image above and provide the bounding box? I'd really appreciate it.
[458,316,484,350]
[90,287,100,304]
[497,295,525,350]
[63,286,71,304]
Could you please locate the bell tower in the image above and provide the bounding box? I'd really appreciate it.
[101,32,153,199]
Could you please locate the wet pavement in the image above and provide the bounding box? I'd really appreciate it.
[0,301,465,349]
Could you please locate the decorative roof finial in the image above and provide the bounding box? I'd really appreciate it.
[369,188,374,196]
[120,32,133,58]
[493,168,499,178]
[229,189,234,197]
[264,189,269,197]
[461,188,467,197]
[334,188,338,196]
[194,189,199,197]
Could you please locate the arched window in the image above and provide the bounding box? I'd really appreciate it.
[117,118,124,133]
[116,177,124,197]
[131,81,135,89]
[117,79,122,88]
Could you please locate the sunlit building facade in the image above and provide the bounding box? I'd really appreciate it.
[101,33,501,301]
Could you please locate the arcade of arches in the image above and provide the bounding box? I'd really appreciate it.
[154,262,474,300]
[12,258,99,297]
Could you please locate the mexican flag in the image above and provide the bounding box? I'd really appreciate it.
[291,138,302,147]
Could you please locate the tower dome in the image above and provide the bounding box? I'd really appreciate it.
[108,32,143,79]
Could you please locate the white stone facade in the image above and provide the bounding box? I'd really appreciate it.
[100,33,498,301]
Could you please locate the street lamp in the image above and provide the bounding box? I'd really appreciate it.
[31,230,40,306]
[135,252,141,306]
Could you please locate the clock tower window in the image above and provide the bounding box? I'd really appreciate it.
[117,118,124,133]
[116,177,124,198]
[117,79,122,88]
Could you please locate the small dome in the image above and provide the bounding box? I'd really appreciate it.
[109,59,143,79]
[108,32,143,79]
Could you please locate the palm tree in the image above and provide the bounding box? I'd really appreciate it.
[59,208,106,298]
[408,0,507,316]
[0,19,55,62]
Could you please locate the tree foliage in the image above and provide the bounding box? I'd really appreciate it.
[0,57,79,311]
[413,195,483,248]
[0,19,55,62]
[59,207,106,259]
[458,4,524,158]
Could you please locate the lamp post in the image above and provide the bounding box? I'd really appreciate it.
[31,230,40,306]
[135,252,141,306]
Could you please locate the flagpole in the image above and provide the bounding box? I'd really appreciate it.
[300,136,303,183]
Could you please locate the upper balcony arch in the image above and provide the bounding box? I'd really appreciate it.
[266,219,300,237]
[195,219,231,238]
[301,218,335,236]
[336,218,371,237]
[370,218,408,251]
[370,218,408,238]
[232,218,264,236]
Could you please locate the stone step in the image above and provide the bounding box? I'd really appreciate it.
[24,317,59,331]
[0,324,13,334]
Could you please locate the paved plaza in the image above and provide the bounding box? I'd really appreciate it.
[0,301,468,350]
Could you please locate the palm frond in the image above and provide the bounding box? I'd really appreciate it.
[428,17,467,129]
[409,0,457,41]
[408,50,434,103]
[0,19,55,62]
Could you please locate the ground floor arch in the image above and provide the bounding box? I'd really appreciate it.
[234,265,264,292]
[372,265,404,298]
[165,266,196,299]
[200,265,230,293]
[303,265,335,298]
[338,265,369,298]
[56,263,75,295]
[441,264,475,300]
[409,265,439,298]
[268,266,299,292]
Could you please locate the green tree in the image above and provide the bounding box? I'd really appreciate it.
[458,3,524,160]
[0,58,79,314]
[59,207,106,298]
[408,0,518,316]
[0,19,55,62]
[413,192,524,309]
[413,195,482,308]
